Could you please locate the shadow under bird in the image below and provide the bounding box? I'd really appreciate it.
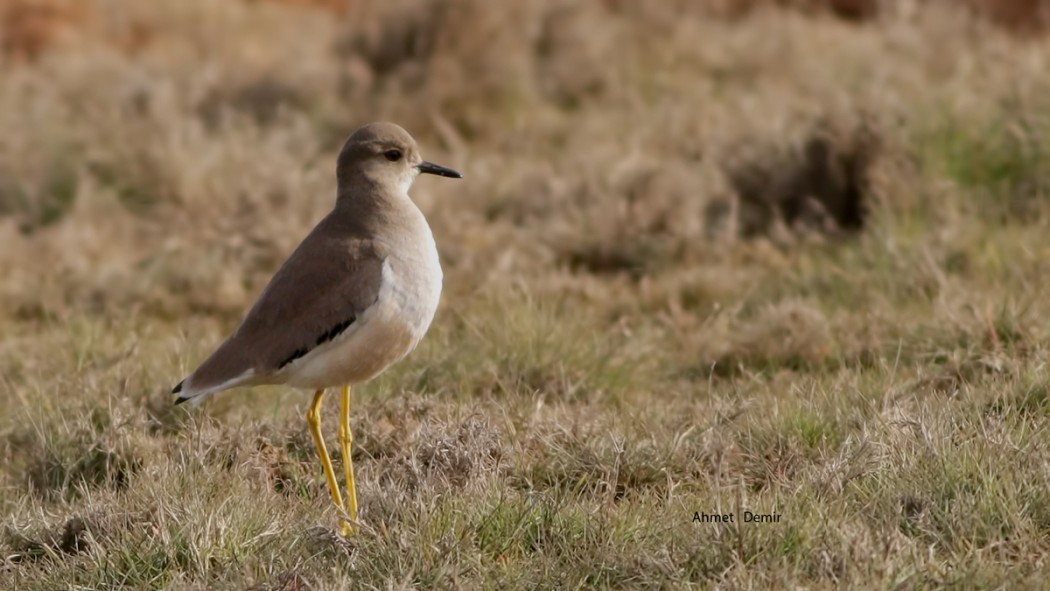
[171,122,461,535]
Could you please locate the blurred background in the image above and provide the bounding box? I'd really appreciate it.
[0,0,1047,326]
[3,1,1050,588]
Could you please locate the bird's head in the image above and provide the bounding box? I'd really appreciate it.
[336,122,461,197]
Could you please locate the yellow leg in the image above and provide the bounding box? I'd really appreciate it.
[339,384,359,535]
[307,389,346,526]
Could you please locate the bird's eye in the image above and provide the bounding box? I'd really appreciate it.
[384,149,402,162]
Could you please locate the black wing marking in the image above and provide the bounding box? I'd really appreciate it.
[278,316,357,370]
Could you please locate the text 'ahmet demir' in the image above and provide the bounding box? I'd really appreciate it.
[693,511,781,524]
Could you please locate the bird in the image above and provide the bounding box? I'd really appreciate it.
[171,122,461,535]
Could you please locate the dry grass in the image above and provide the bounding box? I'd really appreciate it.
[2,0,1050,589]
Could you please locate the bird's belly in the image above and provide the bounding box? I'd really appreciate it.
[283,256,441,390]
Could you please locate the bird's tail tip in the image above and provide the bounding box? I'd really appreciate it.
[170,369,253,407]
[173,391,209,408]
[172,379,202,406]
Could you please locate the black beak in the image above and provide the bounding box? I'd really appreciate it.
[418,161,462,179]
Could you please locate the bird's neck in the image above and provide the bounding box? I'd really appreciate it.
[334,178,417,227]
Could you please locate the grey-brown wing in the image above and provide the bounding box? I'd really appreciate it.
[174,217,385,401]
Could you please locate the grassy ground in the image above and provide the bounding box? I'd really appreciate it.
[2,1,1050,589]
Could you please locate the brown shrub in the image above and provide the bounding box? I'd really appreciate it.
[0,0,88,61]
[197,77,307,128]
[723,119,879,240]
[970,0,1050,33]
[775,0,880,20]
[246,0,349,16]
[701,0,879,20]
[706,0,1050,32]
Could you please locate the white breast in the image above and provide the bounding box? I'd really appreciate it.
[382,224,443,342]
